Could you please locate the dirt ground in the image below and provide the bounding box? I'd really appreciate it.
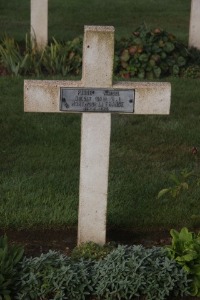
[0,227,172,257]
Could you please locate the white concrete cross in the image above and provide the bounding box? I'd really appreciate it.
[31,0,48,50]
[189,0,200,49]
[24,26,171,245]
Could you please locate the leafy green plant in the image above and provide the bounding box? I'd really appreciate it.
[0,27,190,79]
[183,65,200,79]
[71,241,115,261]
[0,35,82,76]
[157,168,200,199]
[0,235,24,300]
[16,250,93,300]
[93,245,190,300]
[42,37,82,76]
[0,36,29,76]
[115,24,189,79]
[16,246,189,300]
[166,227,200,296]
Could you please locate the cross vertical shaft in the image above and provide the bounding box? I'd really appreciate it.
[78,26,115,245]
[189,0,200,50]
[31,0,48,50]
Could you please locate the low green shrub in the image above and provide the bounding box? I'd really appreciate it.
[15,245,190,300]
[166,227,200,296]
[15,250,93,300]
[0,37,30,76]
[71,241,115,260]
[0,235,24,300]
[93,245,190,300]
[114,24,189,79]
[42,37,82,76]
[0,35,82,76]
[0,25,193,79]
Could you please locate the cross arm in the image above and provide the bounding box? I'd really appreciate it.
[24,80,83,113]
[24,80,171,115]
[114,81,171,115]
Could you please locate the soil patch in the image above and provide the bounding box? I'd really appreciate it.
[0,227,172,257]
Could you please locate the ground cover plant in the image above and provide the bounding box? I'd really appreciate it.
[167,227,200,297]
[0,0,200,249]
[1,24,197,79]
[0,235,192,300]
[0,235,24,300]
[1,0,200,298]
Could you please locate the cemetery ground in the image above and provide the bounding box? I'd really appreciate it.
[1,75,200,253]
[1,0,200,299]
[1,76,200,300]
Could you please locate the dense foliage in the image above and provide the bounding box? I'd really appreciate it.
[92,245,190,300]
[13,245,189,300]
[166,227,200,296]
[15,251,93,300]
[0,235,24,300]
[1,25,200,78]
[71,241,115,261]
[0,35,82,76]
[115,24,189,79]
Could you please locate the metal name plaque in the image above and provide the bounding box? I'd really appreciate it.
[60,88,135,113]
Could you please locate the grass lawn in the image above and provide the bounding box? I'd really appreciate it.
[1,76,200,231]
[0,0,191,43]
[1,0,200,232]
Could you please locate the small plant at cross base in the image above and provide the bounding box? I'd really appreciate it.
[71,241,115,260]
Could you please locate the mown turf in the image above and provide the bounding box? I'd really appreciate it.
[1,76,200,230]
[1,0,199,231]
[0,0,191,43]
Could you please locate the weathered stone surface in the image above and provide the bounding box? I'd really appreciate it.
[78,113,111,244]
[189,0,200,49]
[24,80,171,115]
[24,25,171,246]
[31,0,48,50]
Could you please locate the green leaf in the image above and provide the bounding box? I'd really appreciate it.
[177,56,186,67]
[192,265,200,275]
[138,53,149,62]
[179,227,193,242]
[180,182,189,190]
[177,253,197,262]
[172,64,179,75]
[170,228,180,238]
[164,42,175,53]
[120,49,130,62]
[157,188,170,199]
[169,172,180,185]
[153,66,161,78]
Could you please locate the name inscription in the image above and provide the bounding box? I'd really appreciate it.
[60,88,135,113]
